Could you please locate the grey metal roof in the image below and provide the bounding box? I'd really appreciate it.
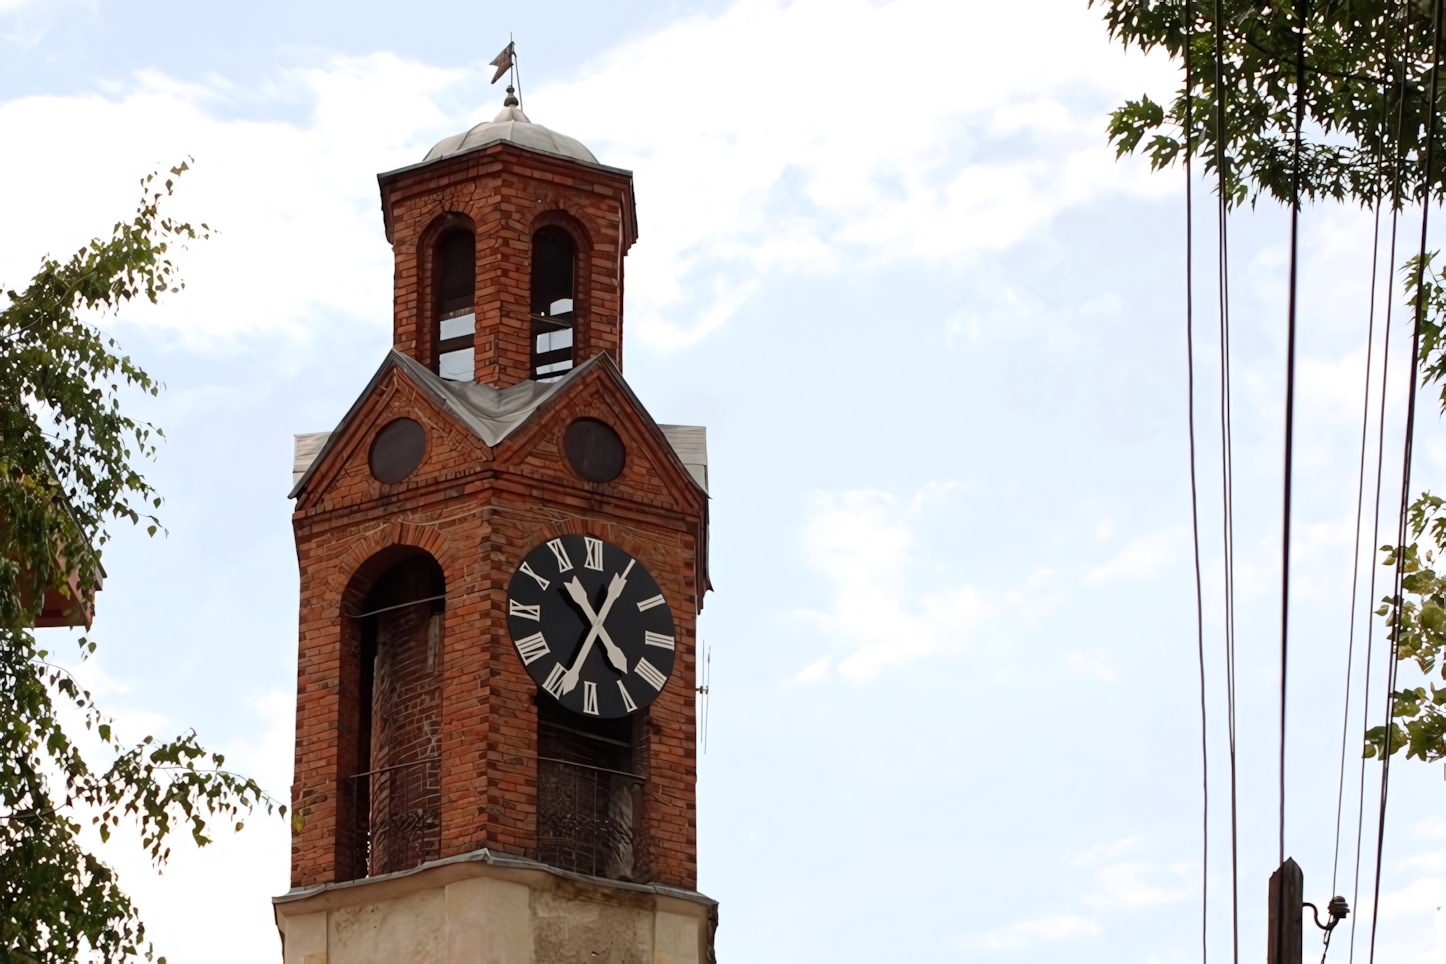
[422,104,598,167]
[288,351,708,502]
[657,425,707,492]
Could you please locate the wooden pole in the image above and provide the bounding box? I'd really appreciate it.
[1268,857,1304,964]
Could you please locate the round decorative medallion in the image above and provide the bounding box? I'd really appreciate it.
[369,418,426,484]
[564,418,625,482]
[507,535,676,719]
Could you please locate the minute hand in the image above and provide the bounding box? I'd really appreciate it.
[560,571,627,694]
[564,577,629,673]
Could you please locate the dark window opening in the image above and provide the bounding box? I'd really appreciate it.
[349,554,445,877]
[531,226,576,382]
[435,229,475,382]
[536,697,644,880]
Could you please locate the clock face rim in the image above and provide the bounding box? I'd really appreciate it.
[507,535,676,719]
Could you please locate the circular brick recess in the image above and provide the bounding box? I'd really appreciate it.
[564,418,625,482]
[369,418,426,483]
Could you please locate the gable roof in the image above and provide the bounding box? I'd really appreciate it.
[288,351,707,505]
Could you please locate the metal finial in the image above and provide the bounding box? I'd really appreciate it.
[503,85,519,108]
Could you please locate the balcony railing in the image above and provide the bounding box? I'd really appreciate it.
[340,755,642,883]
[344,757,440,879]
[536,756,644,880]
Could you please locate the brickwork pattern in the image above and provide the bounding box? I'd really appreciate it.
[289,362,705,891]
[379,143,637,388]
[365,558,443,875]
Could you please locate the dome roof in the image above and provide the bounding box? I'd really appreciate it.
[423,102,598,166]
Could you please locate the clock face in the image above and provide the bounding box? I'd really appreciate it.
[507,535,676,719]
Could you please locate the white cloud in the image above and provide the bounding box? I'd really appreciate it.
[0,54,461,347]
[1,0,1176,352]
[541,0,1177,347]
[1086,527,1184,585]
[1068,836,1192,913]
[1069,836,1143,868]
[976,912,1101,951]
[1084,860,1192,910]
[794,485,988,681]
[1067,650,1118,683]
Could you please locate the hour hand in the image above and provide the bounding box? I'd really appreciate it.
[563,576,628,673]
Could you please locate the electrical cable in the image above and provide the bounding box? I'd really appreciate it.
[1332,89,1390,904]
[1279,0,1311,867]
[1348,45,1410,963]
[1369,2,1445,958]
[1182,4,1209,959]
[1211,1,1242,957]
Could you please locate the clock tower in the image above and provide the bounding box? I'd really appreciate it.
[273,87,716,963]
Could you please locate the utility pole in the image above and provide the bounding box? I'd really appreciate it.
[1268,858,1304,964]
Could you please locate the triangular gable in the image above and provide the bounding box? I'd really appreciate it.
[490,356,708,518]
[292,351,707,508]
[290,351,579,500]
[290,348,711,596]
[292,362,493,514]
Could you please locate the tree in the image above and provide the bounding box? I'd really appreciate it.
[1093,0,1446,764]
[0,166,282,963]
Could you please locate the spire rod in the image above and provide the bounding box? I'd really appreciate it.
[488,36,523,111]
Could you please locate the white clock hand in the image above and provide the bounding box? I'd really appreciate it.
[564,577,628,673]
[561,571,627,693]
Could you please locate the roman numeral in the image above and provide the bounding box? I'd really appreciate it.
[514,633,546,664]
[546,538,573,572]
[509,599,540,621]
[637,594,666,612]
[543,662,566,699]
[635,658,667,691]
[515,632,550,665]
[644,631,675,650]
[584,537,604,571]
[519,561,550,591]
[617,680,638,713]
[583,681,599,716]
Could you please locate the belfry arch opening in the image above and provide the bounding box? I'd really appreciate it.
[531,225,576,381]
[434,228,476,382]
[342,548,445,879]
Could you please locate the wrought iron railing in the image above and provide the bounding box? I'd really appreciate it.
[343,757,440,879]
[536,756,644,880]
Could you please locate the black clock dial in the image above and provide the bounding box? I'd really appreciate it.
[507,535,676,719]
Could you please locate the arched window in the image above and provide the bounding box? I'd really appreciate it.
[434,229,475,382]
[531,226,576,381]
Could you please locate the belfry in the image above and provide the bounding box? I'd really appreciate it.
[272,82,716,963]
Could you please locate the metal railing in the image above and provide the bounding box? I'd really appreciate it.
[344,757,440,879]
[536,756,644,880]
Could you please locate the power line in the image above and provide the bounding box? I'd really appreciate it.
[1348,46,1409,964]
[1211,1,1242,957]
[1332,93,1389,904]
[1183,4,1208,959]
[1370,2,1445,959]
[1279,0,1311,867]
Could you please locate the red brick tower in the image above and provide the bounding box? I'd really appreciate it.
[274,87,716,963]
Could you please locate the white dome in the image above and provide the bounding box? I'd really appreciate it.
[423,104,598,166]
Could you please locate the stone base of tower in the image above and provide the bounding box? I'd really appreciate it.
[272,848,717,964]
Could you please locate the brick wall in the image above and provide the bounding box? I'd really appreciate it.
[289,363,705,891]
[364,556,443,874]
[378,143,637,388]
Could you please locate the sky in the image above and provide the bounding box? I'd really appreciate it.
[4,0,1446,961]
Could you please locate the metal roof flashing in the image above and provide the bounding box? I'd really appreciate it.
[286,351,706,505]
[377,138,633,188]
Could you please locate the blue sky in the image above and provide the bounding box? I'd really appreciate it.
[4,0,1446,961]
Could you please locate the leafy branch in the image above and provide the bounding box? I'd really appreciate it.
[0,166,281,964]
